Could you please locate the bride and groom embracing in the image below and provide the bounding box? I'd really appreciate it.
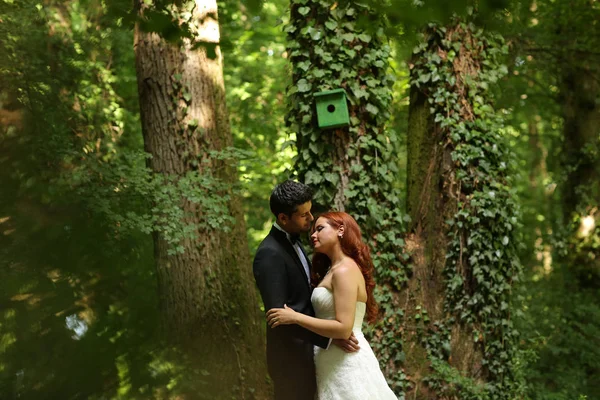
[253,180,398,400]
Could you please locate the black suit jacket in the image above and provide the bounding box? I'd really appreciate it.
[253,227,329,388]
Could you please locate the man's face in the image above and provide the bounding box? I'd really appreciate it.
[279,201,314,234]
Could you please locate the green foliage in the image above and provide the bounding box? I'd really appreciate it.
[411,20,525,398]
[135,0,216,48]
[516,269,600,400]
[0,0,245,397]
[1,0,599,397]
[74,150,242,254]
[0,0,242,254]
[498,1,600,398]
[358,0,511,59]
[285,0,398,207]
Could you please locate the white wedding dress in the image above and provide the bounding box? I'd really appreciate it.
[312,287,398,400]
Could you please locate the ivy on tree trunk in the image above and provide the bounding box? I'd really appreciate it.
[405,20,524,399]
[286,0,409,395]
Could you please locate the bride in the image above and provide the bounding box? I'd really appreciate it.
[267,211,397,400]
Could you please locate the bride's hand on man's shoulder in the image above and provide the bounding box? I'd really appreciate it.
[266,304,297,328]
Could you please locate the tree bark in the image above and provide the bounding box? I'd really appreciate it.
[134,1,269,397]
[405,81,468,397]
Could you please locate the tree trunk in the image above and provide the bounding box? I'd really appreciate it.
[286,2,397,215]
[558,63,600,289]
[286,2,407,394]
[134,1,269,397]
[405,22,522,398]
[405,79,467,397]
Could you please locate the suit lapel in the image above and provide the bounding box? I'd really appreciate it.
[269,227,311,289]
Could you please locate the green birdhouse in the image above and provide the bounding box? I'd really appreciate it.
[313,89,350,129]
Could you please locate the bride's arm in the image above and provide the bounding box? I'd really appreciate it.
[267,266,357,339]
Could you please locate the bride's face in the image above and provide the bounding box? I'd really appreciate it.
[311,217,341,253]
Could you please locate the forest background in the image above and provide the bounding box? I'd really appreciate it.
[0,0,599,399]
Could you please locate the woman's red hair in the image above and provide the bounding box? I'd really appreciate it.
[311,212,379,324]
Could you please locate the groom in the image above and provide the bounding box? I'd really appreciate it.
[253,180,358,400]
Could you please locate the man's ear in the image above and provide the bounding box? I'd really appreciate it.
[278,213,289,226]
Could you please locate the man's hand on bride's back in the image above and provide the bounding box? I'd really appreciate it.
[332,332,360,353]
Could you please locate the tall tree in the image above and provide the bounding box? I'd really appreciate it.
[133,1,269,397]
[405,20,523,398]
[527,0,600,223]
[285,0,408,394]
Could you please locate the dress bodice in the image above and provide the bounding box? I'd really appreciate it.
[311,287,366,333]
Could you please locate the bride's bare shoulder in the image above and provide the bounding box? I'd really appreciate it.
[331,260,361,281]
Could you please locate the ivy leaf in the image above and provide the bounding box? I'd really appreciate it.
[343,48,356,58]
[366,103,379,115]
[330,36,343,47]
[442,341,452,355]
[344,189,358,198]
[419,73,431,83]
[297,61,310,71]
[187,119,198,129]
[352,86,368,99]
[341,33,355,42]
[324,172,338,183]
[325,20,337,30]
[502,236,509,245]
[358,33,371,43]
[298,6,310,16]
[305,170,323,185]
[297,79,312,93]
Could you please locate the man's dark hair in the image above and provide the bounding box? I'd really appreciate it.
[270,180,313,217]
